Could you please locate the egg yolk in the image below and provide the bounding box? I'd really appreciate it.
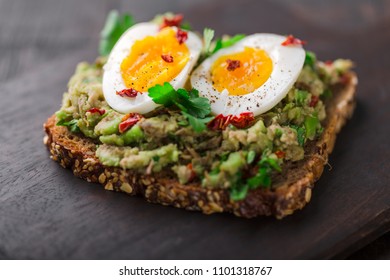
[211,47,273,95]
[120,27,190,91]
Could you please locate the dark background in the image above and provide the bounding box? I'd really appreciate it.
[0,0,389,259]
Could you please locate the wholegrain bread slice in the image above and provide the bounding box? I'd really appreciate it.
[44,72,357,218]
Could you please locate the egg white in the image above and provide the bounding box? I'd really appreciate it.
[103,22,202,114]
[190,33,305,116]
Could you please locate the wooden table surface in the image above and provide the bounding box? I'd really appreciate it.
[0,0,389,259]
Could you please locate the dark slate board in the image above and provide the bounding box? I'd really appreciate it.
[0,0,389,259]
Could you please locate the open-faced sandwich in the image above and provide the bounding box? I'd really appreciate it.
[44,12,357,218]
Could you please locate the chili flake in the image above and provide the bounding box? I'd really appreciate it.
[176,29,188,44]
[275,150,285,159]
[230,112,255,128]
[160,14,183,30]
[281,35,307,46]
[207,114,233,130]
[161,54,174,63]
[325,60,333,66]
[226,59,241,71]
[309,95,319,107]
[116,88,142,98]
[187,163,197,182]
[119,113,143,133]
[339,73,351,85]
[208,112,255,130]
[86,108,105,115]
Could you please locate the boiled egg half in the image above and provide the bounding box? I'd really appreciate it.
[191,33,305,116]
[103,22,202,114]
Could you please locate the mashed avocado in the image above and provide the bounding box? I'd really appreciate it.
[56,53,352,199]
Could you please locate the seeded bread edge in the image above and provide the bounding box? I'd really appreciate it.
[43,73,357,219]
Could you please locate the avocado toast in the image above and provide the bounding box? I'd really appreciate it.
[44,12,357,218]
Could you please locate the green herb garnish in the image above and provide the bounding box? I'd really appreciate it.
[99,10,134,56]
[212,34,246,54]
[230,151,282,201]
[304,51,317,69]
[180,22,192,31]
[176,88,211,118]
[295,90,309,106]
[290,125,306,146]
[182,112,213,133]
[322,88,333,99]
[230,172,249,201]
[198,29,245,62]
[56,119,80,133]
[275,128,283,138]
[148,82,212,132]
[246,153,281,190]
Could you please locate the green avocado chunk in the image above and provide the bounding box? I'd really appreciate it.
[94,113,122,136]
[220,152,246,176]
[96,144,179,172]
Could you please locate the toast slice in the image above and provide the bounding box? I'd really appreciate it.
[44,72,357,219]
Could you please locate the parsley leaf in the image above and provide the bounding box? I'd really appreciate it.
[148,82,177,106]
[148,83,211,119]
[180,96,211,118]
[99,10,134,56]
[182,112,213,133]
[212,34,246,54]
[56,119,80,133]
[148,83,212,132]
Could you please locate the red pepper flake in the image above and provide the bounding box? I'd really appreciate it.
[161,54,174,63]
[187,163,197,182]
[176,29,188,44]
[325,60,333,66]
[230,112,255,128]
[275,150,285,159]
[116,88,142,98]
[226,59,241,71]
[160,14,184,30]
[86,108,105,115]
[281,35,307,46]
[207,112,255,130]
[309,95,319,107]
[119,113,143,133]
[207,114,233,130]
[339,73,351,85]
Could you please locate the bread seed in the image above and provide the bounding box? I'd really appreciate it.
[305,188,312,203]
[105,182,113,191]
[98,173,106,184]
[120,183,133,194]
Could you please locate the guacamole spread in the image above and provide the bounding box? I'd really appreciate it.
[56,54,352,200]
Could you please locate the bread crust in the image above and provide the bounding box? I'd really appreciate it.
[44,73,357,218]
